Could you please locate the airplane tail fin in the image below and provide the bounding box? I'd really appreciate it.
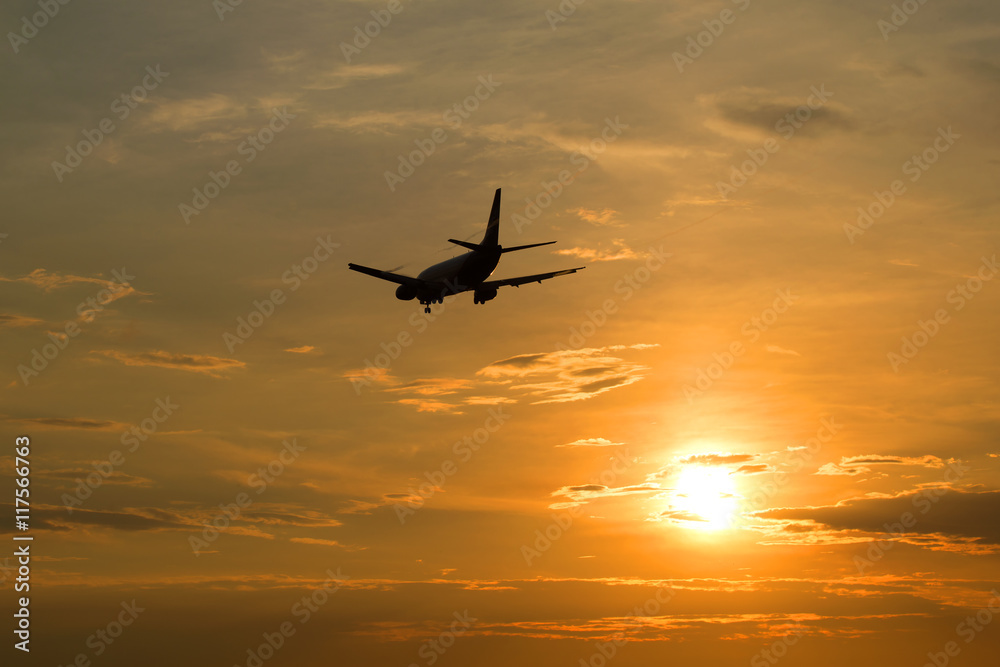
[480,188,501,249]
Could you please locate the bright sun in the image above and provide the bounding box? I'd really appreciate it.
[672,465,739,530]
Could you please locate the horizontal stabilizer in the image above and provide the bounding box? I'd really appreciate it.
[448,239,481,252]
[501,241,556,253]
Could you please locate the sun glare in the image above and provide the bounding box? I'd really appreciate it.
[672,465,739,530]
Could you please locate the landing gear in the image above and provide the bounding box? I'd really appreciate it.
[420,296,445,313]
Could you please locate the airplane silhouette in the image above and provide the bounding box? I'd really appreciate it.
[348,188,585,313]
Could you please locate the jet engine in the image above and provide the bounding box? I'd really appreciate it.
[473,288,498,305]
[395,285,417,301]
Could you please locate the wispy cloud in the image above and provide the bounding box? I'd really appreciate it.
[373,377,478,413]
[677,452,756,466]
[660,509,709,524]
[1,268,109,291]
[141,94,248,133]
[765,345,801,357]
[385,378,473,397]
[554,239,641,262]
[313,110,442,134]
[343,367,396,386]
[41,469,153,487]
[0,269,148,327]
[569,207,620,226]
[303,64,407,91]
[0,313,43,327]
[336,499,383,515]
[93,350,246,377]
[464,396,517,406]
[552,482,661,508]
[733,464,772,475]
[557,438,624,448]
[648,452,763,481]
[477,345,656,404]
[366,346,657,411]
[289,537,355,548]
[0,268,142,293]
[815,454,946,476]
[2,416,124,430]
[396,399,463,414]
[260,47,404,88]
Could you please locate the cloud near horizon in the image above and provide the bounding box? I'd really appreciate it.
[93,350,246,376]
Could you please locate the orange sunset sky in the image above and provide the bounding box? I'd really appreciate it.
[2,0,999,665]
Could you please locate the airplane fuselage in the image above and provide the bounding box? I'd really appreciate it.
[415,247,501,302]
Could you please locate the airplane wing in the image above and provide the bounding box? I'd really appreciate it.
[479,266,585,289]
[347,263,425,288]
